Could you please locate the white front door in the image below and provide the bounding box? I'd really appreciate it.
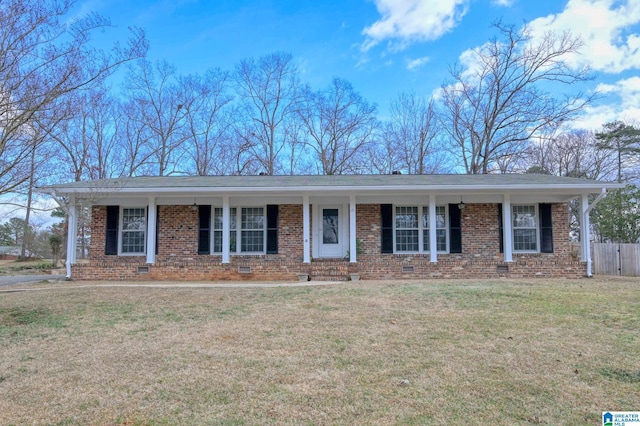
[318,206,344,258]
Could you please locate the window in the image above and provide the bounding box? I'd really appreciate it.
[212,207,265,254]
[395,206,418,251]
[423,205,447,252]
[213,208,237,253]
[512,205,538,252]
[121,207,146,254]
[394,205,448,253]
[241,207,264,252]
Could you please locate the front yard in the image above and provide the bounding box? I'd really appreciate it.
[0,277,638,425]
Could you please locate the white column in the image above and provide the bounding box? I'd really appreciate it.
[303,195,310,263]
[146,196,156,264]
[503,194,513,262]
[222,196,230,263]
[429,195,437,263]
[349,194,357,263]
[65,195,78,279]
[581,193,592,275]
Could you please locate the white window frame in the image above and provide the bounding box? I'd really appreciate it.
[119,207,147,256]
[211,206,266,255]
[393,205,449,254]
[512,204,539,253]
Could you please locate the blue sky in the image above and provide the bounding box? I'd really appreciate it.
[81,0,640,129]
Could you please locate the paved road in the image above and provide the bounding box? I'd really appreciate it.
[0,274,66,287]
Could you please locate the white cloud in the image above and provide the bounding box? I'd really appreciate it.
[492,0,515,6]
[362,0,469,51]
[528,0,640,73]
[571,76,640,129]
[407,56,430,70]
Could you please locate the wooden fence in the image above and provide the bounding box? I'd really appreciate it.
[592,243,640,276]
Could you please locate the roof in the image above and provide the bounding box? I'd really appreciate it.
[42,173,620,195]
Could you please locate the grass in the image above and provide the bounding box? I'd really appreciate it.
[0,277,638,425]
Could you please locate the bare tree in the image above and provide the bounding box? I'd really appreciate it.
[233,52,301,175]
[0,0,147,195]
[181,69,235,176]
[523,130,616,180]
[123,59,191,176]
[440,21,594,174]
[298,78,378,175]
[595,121,640,183]
[383,92,447,174]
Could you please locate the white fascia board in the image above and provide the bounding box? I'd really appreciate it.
[57,183,621,196]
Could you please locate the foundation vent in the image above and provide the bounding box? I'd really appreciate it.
[496,265,509,273]
[402,265,415,273]
[137,266,150,274]
[238,266,252,274]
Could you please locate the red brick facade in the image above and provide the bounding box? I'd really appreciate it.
[72,203,585,281]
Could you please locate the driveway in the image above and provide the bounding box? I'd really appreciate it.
[0,274,66,287]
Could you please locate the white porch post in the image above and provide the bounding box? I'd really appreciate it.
[303,195,310,263]
[429,195,437,263]
[146,196,156,264]
[65,195,78,279]
[581,193,592,276]
[503,194,513,262]
[349,194,357,263]
[222,196,230,263]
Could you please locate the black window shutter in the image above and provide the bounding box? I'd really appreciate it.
[381,204,393,253]
[539,203,553,253]
[155,205,160,256]
[498,204,504,253]
[266,204,279,254]
[105,206,119,255]
[198,205,211,255]
[449,204,462,253]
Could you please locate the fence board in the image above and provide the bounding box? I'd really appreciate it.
[592,243,640,276]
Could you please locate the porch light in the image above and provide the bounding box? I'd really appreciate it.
[191,198,198,211]
[458,199,466,210]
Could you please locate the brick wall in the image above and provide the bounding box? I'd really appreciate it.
[75,202,585,281]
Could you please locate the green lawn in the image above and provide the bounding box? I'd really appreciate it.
[0,277,638,425]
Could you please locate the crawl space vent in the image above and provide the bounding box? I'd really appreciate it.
[402,265,415,273]
[137,266,150,274]
[496,265,509,273]
[238,266,252,274]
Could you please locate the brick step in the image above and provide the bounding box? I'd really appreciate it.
[310,275,350,282]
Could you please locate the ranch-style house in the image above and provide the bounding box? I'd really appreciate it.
[41,173,621,281]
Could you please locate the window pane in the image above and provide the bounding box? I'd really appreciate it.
[396,230,418,252]
[242,207,264,230]
[436,229,447,252]
[241,230,264,252]
[121,208,145,253]
[213,230,222,253]
[122,231,145,253]
[436,206,446,228]
[513,205,536,228]
[514,229,537,251]
[322,209,339,244]
[422,207,429,229]
[123,208,145,230]
[396,206,418,229]
[423,229,429,251]
[241,208,264,252]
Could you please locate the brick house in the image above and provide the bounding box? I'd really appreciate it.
[42,174,620,281]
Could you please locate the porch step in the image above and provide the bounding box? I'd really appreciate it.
[310,275,350,282]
